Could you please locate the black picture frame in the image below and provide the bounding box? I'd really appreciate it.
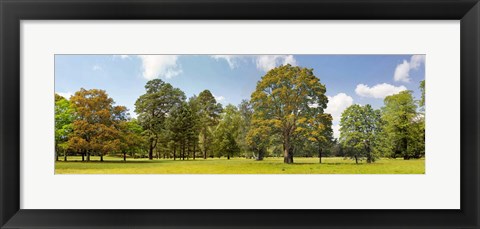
[1,0,479,228]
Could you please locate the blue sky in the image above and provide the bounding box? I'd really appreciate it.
[55,54,425,138]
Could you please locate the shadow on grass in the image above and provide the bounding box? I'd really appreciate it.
[56,160,166,164]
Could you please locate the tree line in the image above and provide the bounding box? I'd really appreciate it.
[55,64,425,164]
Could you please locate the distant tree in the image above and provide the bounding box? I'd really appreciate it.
[339,104,382,163]
[250,64,328,163]
[118,119,146,161]
[135,79,185,160]
[382,91,420,159]
[167,102,196,160]
[187,96,202,160]
[54,94,74,161]
[307,113,333,163]
[196,90,223,159]
[213,104,241,159]
[237,100,253,158]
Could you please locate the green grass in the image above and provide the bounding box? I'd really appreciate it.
[55,156,425,174]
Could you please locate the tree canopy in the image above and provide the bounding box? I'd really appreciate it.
[250,64,328,163]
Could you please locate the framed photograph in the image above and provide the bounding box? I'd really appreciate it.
[1,0,479,228]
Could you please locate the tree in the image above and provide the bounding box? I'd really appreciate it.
[307,113,333,163]
[246,120,271,160]
[339,104,382,163]
[68,88,127,161]
[237,100,254,158]
[135,79,185,160]
[419,80,425,109]
[213,104,241,159]
[118,119,146,161]
[250,64,328,163]
[196,90,223,159]
[55,94,74,161]
[382,91,419,159]
[187,96,202,160]
[166,102,196,160]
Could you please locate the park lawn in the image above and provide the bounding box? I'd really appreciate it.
[55,156,425,174]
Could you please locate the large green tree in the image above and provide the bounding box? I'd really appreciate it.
[213,104,241,159]
[250,64,328,163]
[382,90,420,159]
[339,104,382,163]
[196,90,223,159]
[135,79,185,160]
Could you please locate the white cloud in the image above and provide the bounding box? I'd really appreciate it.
[57,92,73,100]
[255,55,297,72]
[324,93,354,139]
[212,93,226,104]
[211,55,240,69]
[92,65,102,71]
[355,83,407,99]
[137,55,182,80]
[394,55,425,82]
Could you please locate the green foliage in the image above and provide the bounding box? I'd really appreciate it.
[118,119,147,158]
[250,64,328,163]
[306,113,333,162]
[419,80,425,109]
[134,79,185,159]
[196,90,223,158]
[213,104,241,159]
[381,90,423,159]
[236,100,253,157]
[56,64,424,171]
[339,104,382,163]
[54,94,75,159]
[166,102,197,160]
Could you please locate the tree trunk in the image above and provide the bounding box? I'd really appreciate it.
[193,142,197,160]
[283,135,294,164]
[283,146,294,164]
[203,129,207,159]
[318,146,322,164]
[182,143,185,160]
[81,152,85,161]
[64,151,67,161]
[55,144,59,161]
[149,141,154,160]
[100,152,103,162]
[173,146,176,160]
[123,152,126,161]
[227,153,230,160]
[366,148,373,163]
[355,155,358,164]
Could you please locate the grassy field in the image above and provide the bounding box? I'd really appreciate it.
[55,156,425,174]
